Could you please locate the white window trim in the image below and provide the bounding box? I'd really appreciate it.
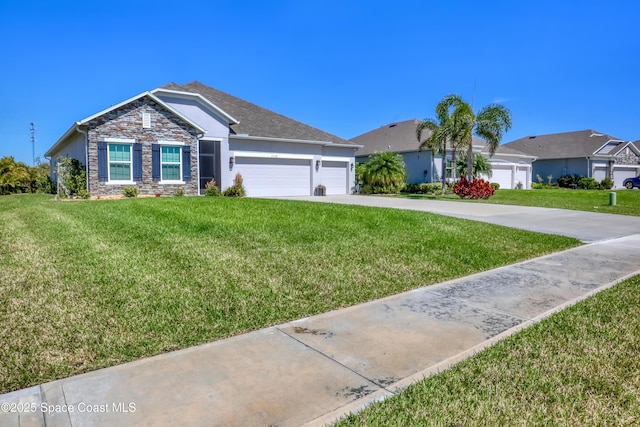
[105,137,135,143]
[160,144,184,184]
[107,143,134,184]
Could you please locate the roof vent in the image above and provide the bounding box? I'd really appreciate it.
[142,112,151,128]
[529,136,536,139]
[389,124,397,128]
[590,133,604,137]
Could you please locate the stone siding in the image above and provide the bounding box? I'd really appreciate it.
[615,147,640,166]
[87,97,200,196]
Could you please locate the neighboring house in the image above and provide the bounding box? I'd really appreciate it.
[504,130,640,189]
[45,81,360,197]
[351,119,535,189]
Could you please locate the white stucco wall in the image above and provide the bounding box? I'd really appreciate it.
[49,131,86,181]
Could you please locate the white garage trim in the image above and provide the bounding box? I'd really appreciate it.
[232,151,315,160]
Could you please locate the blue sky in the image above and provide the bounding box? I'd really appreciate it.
[1,0,639,165]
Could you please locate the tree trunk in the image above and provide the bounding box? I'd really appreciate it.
[466,143,474,181]
[441,150,447,194]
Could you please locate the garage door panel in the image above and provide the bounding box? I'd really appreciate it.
[614,169,638,189]
[593,167,607,182]
[235,157,311,196]
[489,167,513,189]
[321,161,348,195]
[516,167,528,189]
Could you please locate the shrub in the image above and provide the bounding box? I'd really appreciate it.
[577,177,598,190]
[600,177,613,190]
[122,186,138,198]
[404,183,443,195]
[223,185,245,197]
[360,152,407,194]
[77,189,90,199]
[56,157,86,198]
[223,173,246,197]
[557,174,582,188]
[452,176,495,199]
[490,182,500,190]
[204,179,222,197]
[174,187,185,197]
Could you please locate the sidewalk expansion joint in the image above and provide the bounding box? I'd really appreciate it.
[274,325,395,394]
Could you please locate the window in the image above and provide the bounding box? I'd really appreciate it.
[161,146,181,181]
[109,144,132,181]
[445,157,454,179]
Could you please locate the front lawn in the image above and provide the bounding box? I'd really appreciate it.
[405,188,640,216]
[335,274,640,426]
[0,195,579,393]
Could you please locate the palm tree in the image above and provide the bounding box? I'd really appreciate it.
[416,95,473,193]
[456,152,493,179]
[463,103,512,181]
[361,151,407,194]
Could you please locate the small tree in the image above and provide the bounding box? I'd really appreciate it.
[360,152,407,194]
[223,173,246,197]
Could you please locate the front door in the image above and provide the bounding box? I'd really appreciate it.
[199,141,217,193]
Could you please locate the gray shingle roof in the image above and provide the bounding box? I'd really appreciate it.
[503,129,626,159]
[162,81,351,145]
[351,119,528,158]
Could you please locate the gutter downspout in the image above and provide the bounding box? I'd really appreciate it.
[76,125,89,194]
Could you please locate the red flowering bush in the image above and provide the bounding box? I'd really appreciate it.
[452,176,495,199]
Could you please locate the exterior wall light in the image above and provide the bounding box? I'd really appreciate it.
[316,160,321,171]
[350,163,354,171]
[229,156,235,169]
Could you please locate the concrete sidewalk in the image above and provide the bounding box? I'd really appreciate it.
[2,233,640,427]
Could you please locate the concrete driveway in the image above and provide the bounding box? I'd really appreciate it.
[277,195,640,242]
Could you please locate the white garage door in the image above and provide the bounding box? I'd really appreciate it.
[593,167,607,182]
[321,161,349,195]
[516,166,528,189]
[614,168,638,189]
[235,157,311,196]
[490,167,513,189]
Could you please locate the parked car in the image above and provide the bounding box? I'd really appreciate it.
[623,176,640,189]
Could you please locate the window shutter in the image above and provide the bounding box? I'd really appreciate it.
[152,144,160,181]
[133,143,142,182]
[182,145,191,181]
[98,142,108,182]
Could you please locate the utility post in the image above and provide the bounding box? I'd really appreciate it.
[30,122,36,165]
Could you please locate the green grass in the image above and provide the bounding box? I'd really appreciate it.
[335,274,640,426]
[404,188,640,216]
[0,194,579,393]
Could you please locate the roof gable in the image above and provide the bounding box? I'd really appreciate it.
[504,129,626,159]
[161,81,352,145]
[351,119,529,158]
[46,92,204,157]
